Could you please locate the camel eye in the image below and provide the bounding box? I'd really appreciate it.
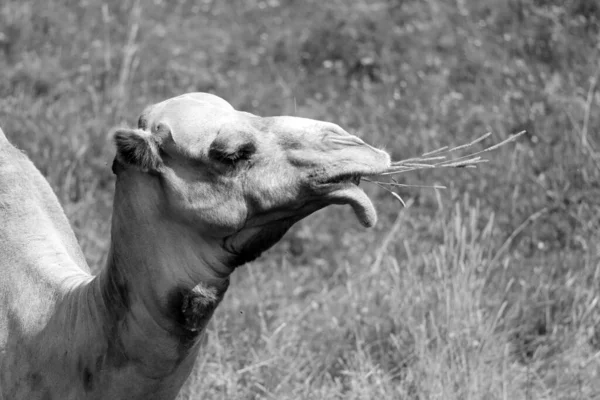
[209,141,256,165]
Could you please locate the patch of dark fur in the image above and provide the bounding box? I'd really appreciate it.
[167,279,230,345]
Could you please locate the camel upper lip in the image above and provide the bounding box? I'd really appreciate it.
[316,172,362,186]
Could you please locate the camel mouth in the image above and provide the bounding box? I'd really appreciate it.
[317,172,362,186]
[305,146,390,228]
[312,171,378,228]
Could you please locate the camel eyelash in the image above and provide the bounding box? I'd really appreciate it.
[209,142,256,164]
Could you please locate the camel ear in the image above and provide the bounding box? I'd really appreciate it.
[113,128,163,172]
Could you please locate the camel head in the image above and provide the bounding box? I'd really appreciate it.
[112,93,390,267]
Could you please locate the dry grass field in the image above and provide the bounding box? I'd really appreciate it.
[1,0,600,398]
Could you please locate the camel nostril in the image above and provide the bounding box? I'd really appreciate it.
[328,136,367,147]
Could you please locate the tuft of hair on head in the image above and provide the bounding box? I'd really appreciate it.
[112,127,164,173]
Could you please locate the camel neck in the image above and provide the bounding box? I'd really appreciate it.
[89,172,232,381]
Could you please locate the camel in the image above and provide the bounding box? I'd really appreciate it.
[0,92,390,399]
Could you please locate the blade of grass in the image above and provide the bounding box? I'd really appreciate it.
[448,131,492,152]
[432,131,526,167]
[368,180,407,207]
[363,178,446,190]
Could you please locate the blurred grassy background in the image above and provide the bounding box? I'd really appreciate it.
[1,0,600,398]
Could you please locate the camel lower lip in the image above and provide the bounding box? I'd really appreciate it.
[323,184,377,227]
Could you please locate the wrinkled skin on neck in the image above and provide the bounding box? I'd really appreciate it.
[0,93,391,399]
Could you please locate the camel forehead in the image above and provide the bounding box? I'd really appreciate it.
[147,95,256,151]
[148,94,237,125]
[165,92,235,110]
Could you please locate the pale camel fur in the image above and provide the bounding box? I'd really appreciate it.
[0,92,390,399]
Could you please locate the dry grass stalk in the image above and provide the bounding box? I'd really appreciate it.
[365,130,526,206]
